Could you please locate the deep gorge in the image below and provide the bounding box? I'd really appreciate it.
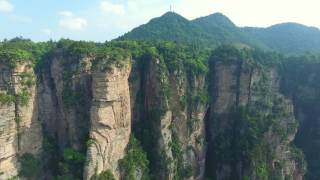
[0,39,320,180]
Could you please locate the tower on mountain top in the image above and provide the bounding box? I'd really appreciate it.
[170,5,174,12]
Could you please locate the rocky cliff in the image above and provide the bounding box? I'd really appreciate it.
[281,58,320,180]
[0,62,42,179]
[36,46,131,179]
[130,52,207,180]
[84,63,132,179]
[205,47,305,180]
[0,40,319,180]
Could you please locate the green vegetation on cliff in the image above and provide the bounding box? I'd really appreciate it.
[57,148,86,180]
[0,47,32,69]
[19,153,42,179]
[91,170,116,180]
[119,136,150,180]
[205,46,306,180]
[0,38,51,106]
[0,37,53,68]
[280,55,320,180]
[1,37,317,180]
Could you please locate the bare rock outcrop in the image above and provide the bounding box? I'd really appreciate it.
[84,63,132,179]
[0,63,42,179]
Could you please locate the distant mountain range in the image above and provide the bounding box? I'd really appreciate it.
[119,12,320,54]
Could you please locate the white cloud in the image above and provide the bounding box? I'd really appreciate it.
[59,17,88,31]
[59,11,73,17]
[100,1,125,16]
[58,11,88,31]
[0,0,13,13]
[42,28,52,36]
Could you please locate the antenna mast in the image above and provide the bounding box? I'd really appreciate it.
[169,4,174,12]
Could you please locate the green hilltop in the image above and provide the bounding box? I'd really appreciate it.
[119,12,320,54]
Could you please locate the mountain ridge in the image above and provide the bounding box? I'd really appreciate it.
[119,11,320,53]
[2,25,320,180]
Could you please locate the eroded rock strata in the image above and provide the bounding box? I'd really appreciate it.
[0,40,319,180]
[0,62,42,179]
[84,63,132,179]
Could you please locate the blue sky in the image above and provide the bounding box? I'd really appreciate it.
[1,0,319,42]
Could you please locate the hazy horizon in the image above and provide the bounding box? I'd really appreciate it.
[1,0,320,42]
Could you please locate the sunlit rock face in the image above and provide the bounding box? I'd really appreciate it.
[0,63,42,179]
[1,43,318,180]
[84,63,132,180]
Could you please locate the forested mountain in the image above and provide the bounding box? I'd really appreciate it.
[243,23,320,53]
[1,11,320,180]
[119,12,256,48]
[192,13,266,48]
[120,12,320,54]
[118,12,211,46]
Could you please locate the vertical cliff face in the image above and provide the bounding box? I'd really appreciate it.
[131,47,208,180]
[0,62,42,179]
[134,57,176,179]
[205,48,305,180]
[37,47,133,179]
[0,64,18,179]
[281,59,320,180]
[1,41,316,180]
[36,51,93,179]
[164,62,207,180]
[84,62,132,179]
[38,44,135,179]
[40,54,91,151]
